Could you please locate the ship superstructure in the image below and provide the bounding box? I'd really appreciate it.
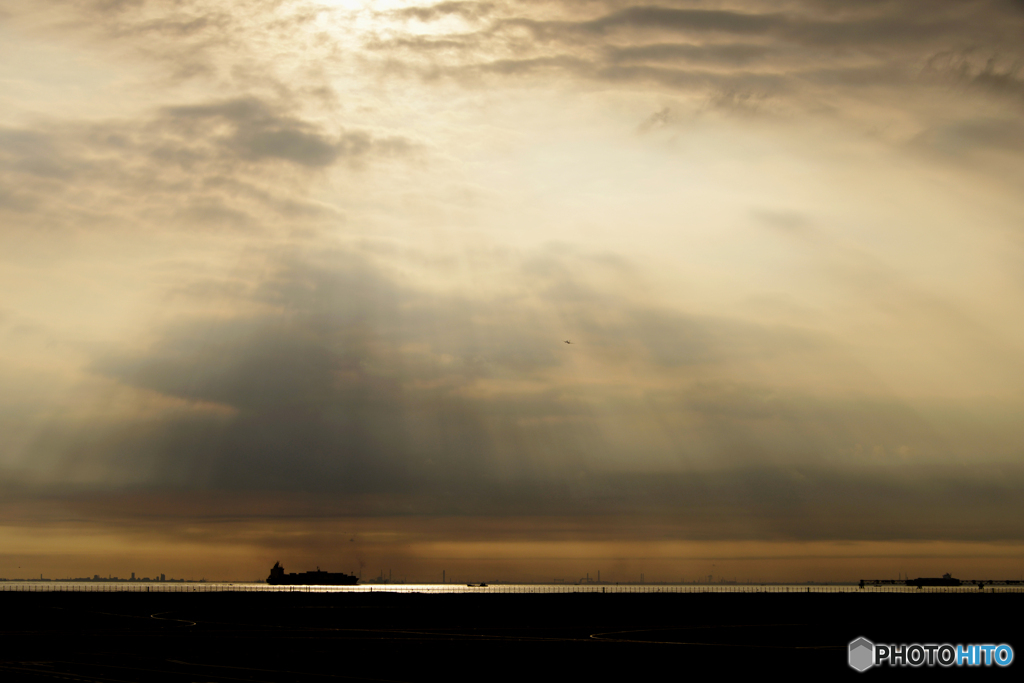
[267,562,358,586]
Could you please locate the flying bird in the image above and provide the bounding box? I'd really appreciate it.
[564,340,572,344]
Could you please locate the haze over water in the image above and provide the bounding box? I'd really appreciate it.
[2,0,1024,583]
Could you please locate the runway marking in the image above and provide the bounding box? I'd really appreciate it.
[149,611,197,626]
[0,663,134,683]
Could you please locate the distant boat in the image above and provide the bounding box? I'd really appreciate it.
[267,562,358,586]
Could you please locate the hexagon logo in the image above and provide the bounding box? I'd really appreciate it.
[849,637,875,672]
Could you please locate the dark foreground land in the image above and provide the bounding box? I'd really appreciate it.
[0,591,1019,681]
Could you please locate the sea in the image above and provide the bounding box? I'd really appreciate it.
[2,581,1020,593]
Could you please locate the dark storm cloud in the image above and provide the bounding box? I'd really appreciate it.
[84,251,555,492]
[417,464,1022,543]
[571,465,1024,542]
[31,428,1024,542]
[48,243,1018,541]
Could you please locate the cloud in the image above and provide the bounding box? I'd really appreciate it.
[0,96,409,233]
[0,186,38,213]
[493,4,972,47]
[477,55,593,75]
[0,127,76,180]
[13,1,1024,133]
[918,117,1024,155]
[751,209,814,236]
[3,241,990,541]
[607,42,776,67]
[595,63,788,96]
[924,49,1024,100]
[580,7,787,36]
[391,2,495,23]
[161,97,408,167]
[3,0,1024,570]
[348,0,1024,130]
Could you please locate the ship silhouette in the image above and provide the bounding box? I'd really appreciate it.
[267,562,359,586]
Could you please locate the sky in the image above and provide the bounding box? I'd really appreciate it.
[1,0,1023,583]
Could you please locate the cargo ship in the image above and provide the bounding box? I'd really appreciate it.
[267,562,359,586]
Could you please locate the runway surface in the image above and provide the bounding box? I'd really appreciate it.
[0,591,1017,680]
